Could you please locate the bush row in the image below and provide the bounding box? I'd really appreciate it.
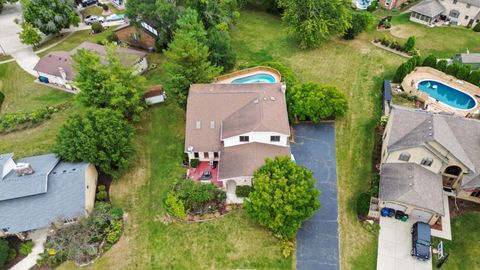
[374,35,418,56]
[0,103,69,134]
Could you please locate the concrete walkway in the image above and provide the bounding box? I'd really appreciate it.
[11,48,39,76]
[292,123,339,270]
[9,229,49,270]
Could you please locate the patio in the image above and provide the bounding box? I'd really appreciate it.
[187,161,222,188]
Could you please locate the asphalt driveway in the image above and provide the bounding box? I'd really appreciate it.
[291,123,339,270]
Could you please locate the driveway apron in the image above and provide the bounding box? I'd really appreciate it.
[292,123,339,270]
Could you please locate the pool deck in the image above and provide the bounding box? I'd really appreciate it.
[214,66,282,84]
[402,67,480,117]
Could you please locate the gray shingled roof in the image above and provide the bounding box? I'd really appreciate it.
[380,163,444,215]
[458,53,480,64]
[458,0,480,7]
[0,154,90,234]
[410,0,446,17]
[0,154,59,201]
[388,106,480,189]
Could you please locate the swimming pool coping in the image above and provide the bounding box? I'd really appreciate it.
[415,79,478,111]
[214,66,282,84]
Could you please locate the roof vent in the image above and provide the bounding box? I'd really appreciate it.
[210,121,215,129]
[187,146,194,153]
[270,96,276,101]
[429,132,433,136]
[15,163,34,176]
[195,120,201,129]
[253,99,259,104]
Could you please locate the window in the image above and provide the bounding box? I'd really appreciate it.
[465,15,469,20]
[195,120,201,129]
[194,152,199,158]
[420,157,433,166]
[210,121,215,129]
[214,152,219,158]
[270,135,280,142]
[239,136,249,142]
[471,190,480,198]
[399,152,411,162]
[204,152,209,158]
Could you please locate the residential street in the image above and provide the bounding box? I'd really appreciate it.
[292,123,339,270]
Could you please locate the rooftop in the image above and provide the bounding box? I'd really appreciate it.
[410,0,445,17]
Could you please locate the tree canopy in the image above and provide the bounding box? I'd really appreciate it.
[404,36,416,52]
[55,109,135,179]
[278,0,352,48]
[245,156,320,240]
[18,22,42,47]
[72,44,146,122]
[163,8,221,107]
[343,11,374,40]
[287,82,348,122]
[207,28,236,71]
[21,0,80,35]
[184,0,241,29]
[422,54,437,68]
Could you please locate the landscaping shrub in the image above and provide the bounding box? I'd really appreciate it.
[436,59,448,72]
[190,159,199,168]
[445,63,460,76]
[96,185,108,201]
[19,240,34,255]
[370,173,380,197]
[101,3,108,11]
[164,192,186,218]
[367,0,377,11]
[473,23,480,32]
[173,180,226,215]
[105,220,122,247]
[7,248,16,262]
[403,36,416,52]
[0,91,4,110]
[456,65,471,80]
[422,54,437,68]
[0,239,8,268]
[356,192,371,217]
[235,185,252,197]
[91,22,104,34]
[260,61,297,88]
[106,32,119,43]
[392,63,408,83]
[467,70,480,86]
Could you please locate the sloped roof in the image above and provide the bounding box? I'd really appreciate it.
[0,155,90,234]
[410,0,446,17]
[0,154,59,201]
[380,163,444,215]
[458,53,480,64]
[185,83,290,152]
[33,51,75,81]
[218,143,291,179]
[387,106,480,188]
[458,0,480,7]
[71,41,146,66]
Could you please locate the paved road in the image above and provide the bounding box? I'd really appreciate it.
[292,123,339,270]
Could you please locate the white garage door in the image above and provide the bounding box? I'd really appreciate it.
[411,209,433,223]
[385,202,407,212]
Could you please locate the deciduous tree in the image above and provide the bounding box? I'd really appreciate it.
[207,28,236,71]
[245,156,320,240]
[18,22,42,47]
[21,0,80,35]
[55,109,135,178]
[343,12,374,40]
[278,0,352,48]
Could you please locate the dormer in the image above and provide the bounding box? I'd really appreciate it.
[0,153,16,179]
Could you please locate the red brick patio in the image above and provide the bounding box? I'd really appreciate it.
[187,161,223,188]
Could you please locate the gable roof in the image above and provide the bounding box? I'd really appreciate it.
[71,41,146,66]
[380,163,444,215]
[410,0,446,17]
[387,106,480,189]
[458,0,480,7]
[0,153,14,177]
[33,51,75,81]
[457,53,480,64]
[0,155,90,234]
[218,143,291,179]
[185,83,290,152]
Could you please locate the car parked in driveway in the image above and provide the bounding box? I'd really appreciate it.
[84,15,104,25]
[81,0,98,7]
[411,221,431,261]
[105,13,125,22]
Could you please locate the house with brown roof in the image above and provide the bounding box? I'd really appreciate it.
[184,83,291,202]
[33,42,148,91]
[114,21,158,52]
[380,106,480,225]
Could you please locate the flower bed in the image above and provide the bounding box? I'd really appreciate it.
[373,35,418,56]
[36,203,124,268]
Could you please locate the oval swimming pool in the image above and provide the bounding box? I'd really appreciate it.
[417,80,477,110]
[231,73,277,84]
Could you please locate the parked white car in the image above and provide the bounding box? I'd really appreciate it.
[84,15,104,25]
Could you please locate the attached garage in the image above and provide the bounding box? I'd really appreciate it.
[410,209,434,223]
[385,202,407,212]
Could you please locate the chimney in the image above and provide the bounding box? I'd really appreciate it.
[58,67,67,80]
[15,163,34,176]
[281,82,286,93]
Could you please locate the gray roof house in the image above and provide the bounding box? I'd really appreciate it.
[380,106,480,224]
[454,52,480,69]
[410,0,480,26]
[0,153,98,236]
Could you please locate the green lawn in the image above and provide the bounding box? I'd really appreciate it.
[80,5,104,17]
[433,212,480,269]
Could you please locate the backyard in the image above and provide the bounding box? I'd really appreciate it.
[1,6,479,270]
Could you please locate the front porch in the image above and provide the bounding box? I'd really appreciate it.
[187,161,223,188]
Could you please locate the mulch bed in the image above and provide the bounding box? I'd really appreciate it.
[1,237,27,270]
[449,197,480,218]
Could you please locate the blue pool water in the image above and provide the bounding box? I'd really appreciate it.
[231,73,277,84]
[417,80,477,110]
[355,0,371,9]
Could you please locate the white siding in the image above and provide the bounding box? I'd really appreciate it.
[145,95,165,105]
[223,132,289,147]
[441,0,480,26]
[37,72,74,89]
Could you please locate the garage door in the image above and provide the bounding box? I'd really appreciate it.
[385,202,407,212]
[411,209,433,223]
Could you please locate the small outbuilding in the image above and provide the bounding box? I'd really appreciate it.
[144,85,166,105]
[114,21,159,52]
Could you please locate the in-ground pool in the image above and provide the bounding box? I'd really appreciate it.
[231,73,277,84]
[355,0,372,9]
[417,80,477,110]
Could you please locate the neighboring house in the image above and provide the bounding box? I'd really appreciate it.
[33,41,148,90]
[0,153,98,238]
[453,51,480,69]
[379,0,408,10]
[144,85,166,105]
[410,0,480,26]
[114,21,158,52]
[184,83,291,198]
[380,106,480,225]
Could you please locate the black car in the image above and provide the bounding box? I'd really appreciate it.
[81,0,98,7]
[411,221,431,260]
[199,170,212,180]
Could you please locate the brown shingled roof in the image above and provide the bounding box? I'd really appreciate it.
[70,41,147,66]
[218,143,291,180]
[144,85,164,98]
[184,83,290,152]
[33,51,76,81]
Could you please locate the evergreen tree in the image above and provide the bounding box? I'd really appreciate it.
[422,54,437,68]
[436,59,448,72]
[207,28,236,71]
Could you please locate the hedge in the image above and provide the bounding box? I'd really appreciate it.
[0,91,4,110]
[356,192,371,217]
[0,239,8,268]
[235,185,252,197]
